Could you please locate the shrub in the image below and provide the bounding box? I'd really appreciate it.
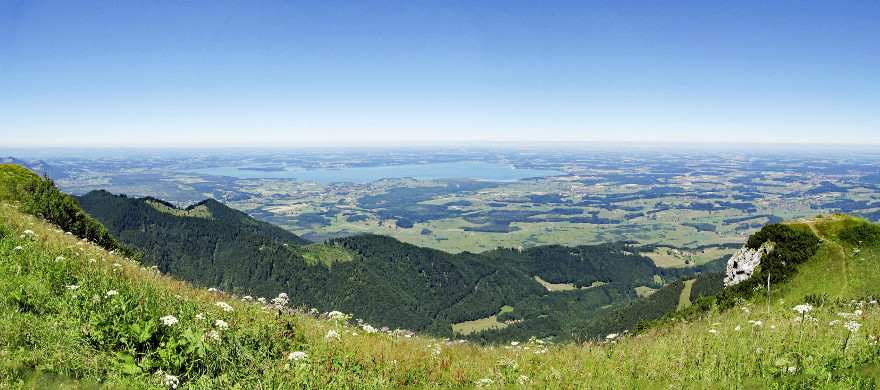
[838,221,880,247]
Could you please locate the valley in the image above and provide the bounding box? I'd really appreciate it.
[9,148,880,259]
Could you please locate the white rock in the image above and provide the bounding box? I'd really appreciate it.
[724,242,774,287]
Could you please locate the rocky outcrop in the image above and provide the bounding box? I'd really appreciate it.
[724,242,774,287]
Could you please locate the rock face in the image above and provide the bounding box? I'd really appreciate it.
[724,242,774,287]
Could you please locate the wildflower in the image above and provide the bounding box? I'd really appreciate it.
[160,315,179,327]
[161,373,179,389]
[215,302,234,312]
[23,229,34,236]
[325,329,340,340]
[14,246,23,251]
[287,351,308,361]
[242,295,253,301]
[214,319,229,330]
[708,329,718,335]
[55,256,65,262]
[106,290,119,297]
[793,304,814,314]
[829,320,841,326]
[112,263,122,269]
[606,333,619,340]
[475,378,495,386]
[787,366,797,374]
[511,341,520,346]
[846,321,862,332]
[206,330,221,342]
[734,325,742,332]
[208,287,218,292]
[88,258,97,263]
[327,311,347,320]
[518,375,530,384]
[257,297,267,304]
[362,324,378,334]
[271,293,289,306]
[195,313,206,321]
[65,285,80,291]
[748,320,763,327]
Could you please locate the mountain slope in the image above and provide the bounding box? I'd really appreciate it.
[76,188,710,341]
[4,189,880,387]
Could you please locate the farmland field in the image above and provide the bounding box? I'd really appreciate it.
[8,147,880,256]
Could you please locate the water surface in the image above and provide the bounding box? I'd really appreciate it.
[184,161,563,184]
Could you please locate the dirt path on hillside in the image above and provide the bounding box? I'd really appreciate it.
[804,220,849,293]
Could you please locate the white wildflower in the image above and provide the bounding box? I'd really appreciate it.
[14,246,23,251]
[55,256,65,262]
[829,320,841,326]
[511,341,520,346]
[65,285,80,291]
[215,301,234,312]
[846,321,862,332]
[160,315,179,327]
[271,293,289,306]
[161,373,179,389]
[362,324,378,334]
[708,329,718,335]
[207,287,218,293]
[106,290,118,297]
[605,333,619,340]
[287,351,308,361]
[88,258,97,263]
[734,325,742,332]
[787,366,796,374]
[475,378,495,386]
[206,330,221,342]
[518,375,530,384]
[325,329,340,340]
[327,311,347,320]
[257,297,267,304]
[242,295,253,301]
[214,319,229,330]
[793,304,813,314]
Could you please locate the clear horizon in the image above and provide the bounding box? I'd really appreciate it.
[2,2,879,146]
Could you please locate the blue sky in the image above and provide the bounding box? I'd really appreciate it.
[1,1,878,147]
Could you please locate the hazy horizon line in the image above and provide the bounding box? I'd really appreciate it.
[4,139,880,150]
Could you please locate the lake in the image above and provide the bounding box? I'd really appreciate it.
[184,161,563,184]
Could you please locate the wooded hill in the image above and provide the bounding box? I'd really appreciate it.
[77,188,718,341]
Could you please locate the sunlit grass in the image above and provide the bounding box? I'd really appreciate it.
[2,203,880,388]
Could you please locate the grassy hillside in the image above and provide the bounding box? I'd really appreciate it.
[76,188,711,341]
[5,195,880,388]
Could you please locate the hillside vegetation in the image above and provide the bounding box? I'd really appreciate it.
[4,194,880,388]
[4,165,880,388]
[76,189,712,341]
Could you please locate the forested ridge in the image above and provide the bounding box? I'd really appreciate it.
[77,189,720,341]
